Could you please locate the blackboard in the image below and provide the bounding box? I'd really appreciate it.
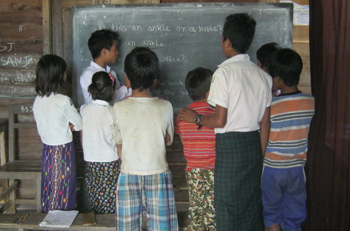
[72,3,293,111]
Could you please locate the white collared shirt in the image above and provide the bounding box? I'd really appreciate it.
[79,61,131,105]
[33,93,82,145]
[80,100,119,162]
[208,54,272,133]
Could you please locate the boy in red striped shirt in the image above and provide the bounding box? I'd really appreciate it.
[175,67,216,231]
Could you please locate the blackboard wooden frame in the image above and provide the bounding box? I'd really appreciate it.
[72,3,293,111]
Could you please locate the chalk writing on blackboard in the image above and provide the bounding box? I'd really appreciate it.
[72,3,294,111]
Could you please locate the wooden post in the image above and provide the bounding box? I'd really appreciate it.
[42,0,52,54]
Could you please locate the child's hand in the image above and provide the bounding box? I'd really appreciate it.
[124,76,131,89]
[165,134,171,145]
[178,107,198,123]
[69,123,75,132]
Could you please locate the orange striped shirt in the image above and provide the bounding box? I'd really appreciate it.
[175,102,216,172]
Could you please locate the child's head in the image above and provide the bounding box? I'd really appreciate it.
[256,42,281,69]
[88,29,119,60]
[222,13,256,54]
[185,67,213,102]
[266,48,303,88]
[124,47,160,92]
[35,54,67,97]
[88,71,115,102]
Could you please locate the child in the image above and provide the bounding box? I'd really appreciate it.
[257,42,282,96]
[79,29,130,212]
[256,42,281,70]
[262,48,314,231]
[80,29,131,105]
[175,67,216,231]
[112,47,178,230]
[33,54,82,212]
[80,71,121,214]
[179,13,272,230]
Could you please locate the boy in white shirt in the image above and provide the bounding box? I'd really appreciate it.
[80,29,131,105]
[112,47,178,231]
[179,13,272,230]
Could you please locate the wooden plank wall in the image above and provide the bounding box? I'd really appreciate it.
[0,0,310,204]
[0,0,42,118]
[0,0,43,201]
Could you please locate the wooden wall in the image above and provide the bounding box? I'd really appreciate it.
[0,0,310,204]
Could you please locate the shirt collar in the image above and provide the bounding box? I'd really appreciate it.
[218,54,250,67]
[189,102,211,109]
[90,61,111,73]
[91,99,110,106]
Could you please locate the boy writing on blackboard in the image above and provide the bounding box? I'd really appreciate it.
[262,48,314,231]
[175,67,216,231]
[179,13,272,230]
[80,29,131,105]
[112,47,178,231]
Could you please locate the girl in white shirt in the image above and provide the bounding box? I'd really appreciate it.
[33,54,82,212]
[80,71,121,214]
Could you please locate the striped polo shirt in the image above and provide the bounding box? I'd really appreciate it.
[264,91,315,168]
[175,102,216,172]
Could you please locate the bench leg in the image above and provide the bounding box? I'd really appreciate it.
[8,179,16,213]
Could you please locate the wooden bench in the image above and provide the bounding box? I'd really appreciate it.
[0,212,116,230]
[0,211,189,230]
[0,105,41,213]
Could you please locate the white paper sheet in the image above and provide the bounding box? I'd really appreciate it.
[39,210,79,228]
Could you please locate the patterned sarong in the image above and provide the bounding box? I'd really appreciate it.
[215,131,264,231]
[41,141,77,212]
[85,159,121,214]
[186,168,216,230]
[115,170,178,231]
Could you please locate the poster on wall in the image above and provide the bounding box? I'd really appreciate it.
[280,0,309,25]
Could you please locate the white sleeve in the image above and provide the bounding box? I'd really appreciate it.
[207,68,229,108]
[80,71,93,104]
[113,85,131,102]
[63,97,83,131]
[110,70,131,103]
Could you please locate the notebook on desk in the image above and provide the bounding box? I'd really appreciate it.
[39,210,79,228]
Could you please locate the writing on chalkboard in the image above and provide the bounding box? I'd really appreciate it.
[0,85,35,95]
[0,72,35,83]
[72,3,293,111]
[20,105,33,113]
[0,55,39,68]
[0,42,15,52]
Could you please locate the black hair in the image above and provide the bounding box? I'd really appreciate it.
[223,13,256,54]
[88,29,119,59]
[266,48,303,87]
[88,71,115,102]
[185,67,213,101]
[124,47,160,92]
[256,42,281,68]
[35,54,67,97]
